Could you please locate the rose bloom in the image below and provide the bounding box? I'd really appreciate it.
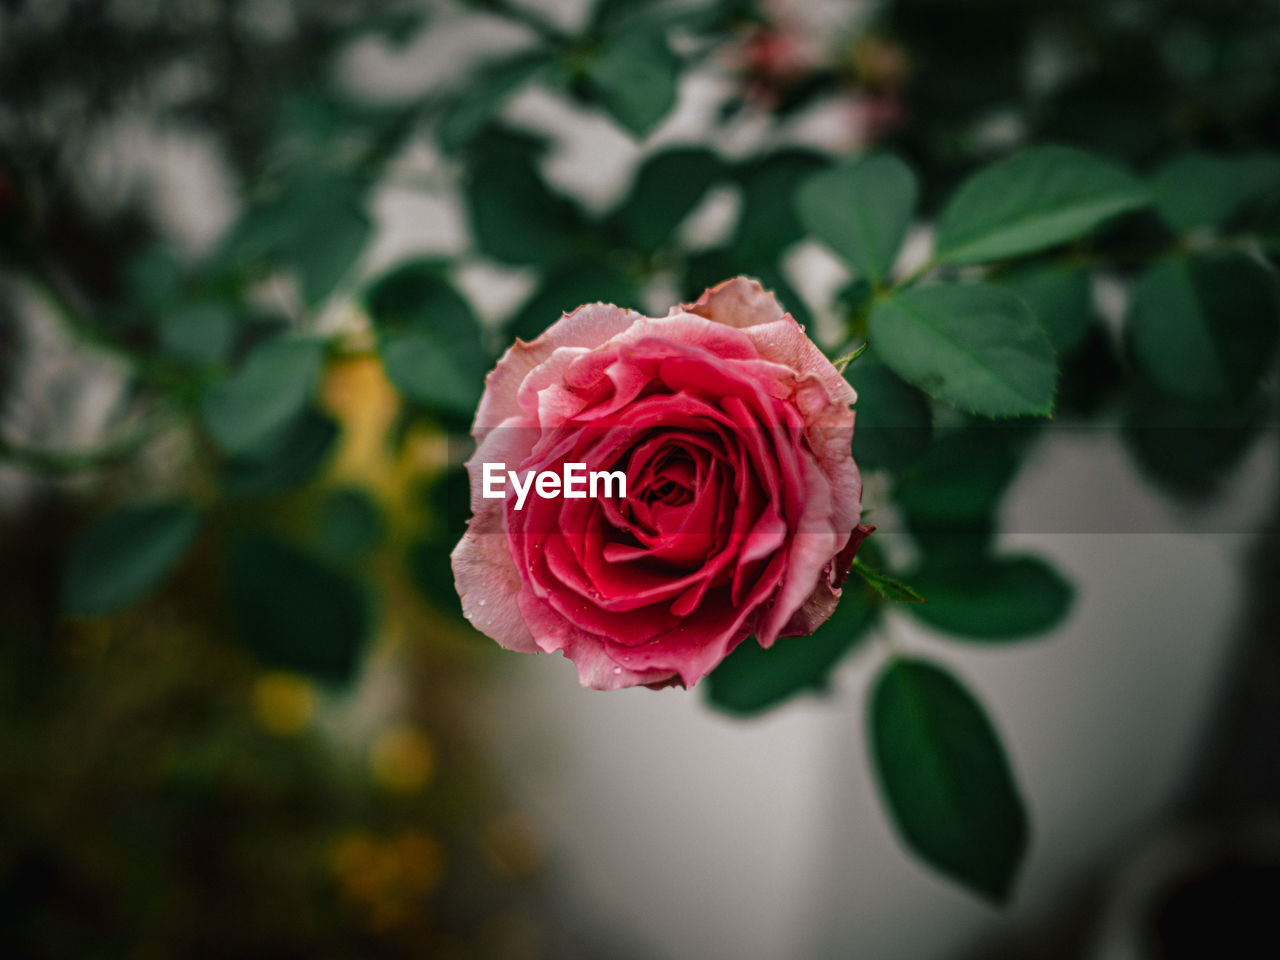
[451,277,870,690]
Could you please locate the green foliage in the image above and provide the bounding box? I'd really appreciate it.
[217,170,371,306]
[870,657,1028,903]
[584,30,680,138]
[846,356,932,473]
[1151,151,1280,234]
[616,147,725,253]
[869,284,1057,418]
[225,531,370,684]
[1000,262,1092,355]
[892,425,1030,524]
[936,146,1149,264]
[219,409,340,498]
[201,338,325,456]
[729,150,830,266]
[463,130,586,266]
[62,501,202,616]
[704,582,879,715]
[851,558,926,604]
[908,555,1073,640]
[1123,383,1268,503]
[158,302,238,369]
[316,487,383,562]
[437,52,551,154]
[1128,253,1279,406]
[798,152,918,286]
[365,261,489,418]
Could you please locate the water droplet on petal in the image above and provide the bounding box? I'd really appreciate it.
[612,667,622,675]
[478,599,486,607]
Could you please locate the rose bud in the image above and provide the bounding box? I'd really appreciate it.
[451,277,871,690]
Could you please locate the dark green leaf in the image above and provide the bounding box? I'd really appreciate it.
[219,408,340,498]
[893,425,1031,524]
[506,260,638,342]
[202,338,325,456]
[615,147,725,252]
[870,658,1028,903]
[1151,151,1280,234]
[846,356,932,472]
[798,152,918,285]
[1000,262,1092,355]
[591,0,725,35]
[365,260,483,349]
[585,31,679,138]
[293,204,371,307]
[316,487,383,561]
[365,261,489,418]
[62,501,201,616]
[437,52,550,154]
[1123,381,1267,503]
[158,302,237,368]
[869,283,1057,417]
[1128,253,1279,405]
[216,171,370,306]
[704,582,878,715]
[851,558,925,603]
[907,555,1072,640]
[381,331,485,419]
[730,150,829,266]
[407,538,462,616]
[463,130,585,266]
[225,531,370,684]
[937,146,1148,264]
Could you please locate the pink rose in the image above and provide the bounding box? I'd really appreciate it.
[451,277,870,690]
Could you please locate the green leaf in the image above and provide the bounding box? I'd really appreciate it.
[216,171,370,307]
[936,146,1148,264]
[225,531,370,685]
[1128,253,1279,406]
[381,332,485,419]
[704,582,879,715]
[1000,262,1092,355]
[870,657,1028,902]
[729,150,829,266]
[293,204,371,307]
[893,424,1031,525]
[851,558,925,604]
[202,338,325,456]
[907,555,1072,640]
[1151,151,1280,234]
[158,302,237,368]
[590,0,724,35]
[463,130,585,266]
[219,408,340,498]
[615,147,725,252]
[316,487,383,561]
[1123,381,1267,503]
[364,262,490,418]
[585,31,679,138]
[407,539,461,616]
[846,356,932,472]
[506,260,638,342]
[62,501,202,616]
[365,261,481,343]
[798,152,919,285]
[869,284,1057,417]
[438,52,550,154]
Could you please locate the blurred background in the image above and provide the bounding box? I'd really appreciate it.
[2,0,1279,958]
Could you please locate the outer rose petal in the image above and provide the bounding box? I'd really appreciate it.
[474,302,644,433]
